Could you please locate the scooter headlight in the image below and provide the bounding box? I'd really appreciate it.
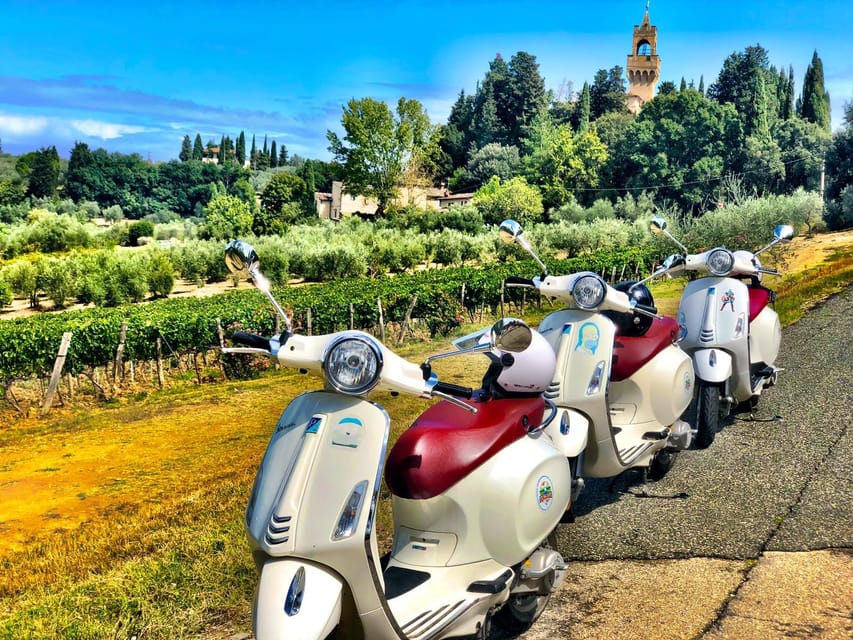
[706,248,735,276]
[323,334,383,395]
[572,273,607,310]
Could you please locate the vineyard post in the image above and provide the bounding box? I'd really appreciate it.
[113,320,128,386]
[307,308,313,336]
[349,303,354,330]
[610,266,617,283]
[500,280,505,319]
[156,337,164,389]
[41,331,73,416]
[397,294,418,346]
[620,265,627,280]
[377,298,386,343]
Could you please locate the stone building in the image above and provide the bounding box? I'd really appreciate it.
[625,6,660,114]
[314,181,474,220]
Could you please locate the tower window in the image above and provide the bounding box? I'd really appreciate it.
[637,40,651,56]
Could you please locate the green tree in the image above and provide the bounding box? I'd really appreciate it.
[441,90,476,169]
[450,143,521,192]
[193,134,204,161]
[257,173,309,234]
[179,135,192,162]
[772,116,830,193]
[506,51,548,145]
[589,66,627,120]
[27,146,61,198]
[204,194,254,240]
[236,131,246,166]
[798,50,831,133]
[0,179,25,206]
[472,175,543,226]
[523,116,608,210]
[128,220,155,246]
[278,143,288,166]
[576,82,591,133]
[250,134,258,169]
[609,89,743,211]
[270,140,278,168]
[327,96,431,215]
[708,45,781,139]
[147,252,175,298]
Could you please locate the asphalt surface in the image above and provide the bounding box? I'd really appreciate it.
[505,285,853,640]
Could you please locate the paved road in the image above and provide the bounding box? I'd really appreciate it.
[508,285,853,640]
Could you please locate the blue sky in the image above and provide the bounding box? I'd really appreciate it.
[1,0,851,162]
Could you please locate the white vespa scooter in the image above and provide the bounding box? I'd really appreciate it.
[498,220,694,505]
[222,240,572,640]
[648,217,794,447]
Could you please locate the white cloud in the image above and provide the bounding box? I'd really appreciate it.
[69,119,147,139]
[0,113,49,135]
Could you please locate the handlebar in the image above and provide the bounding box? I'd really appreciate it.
[633,302,659,316]
[432,381,474,399]
[231,330,272,352]
[504,275,537,288]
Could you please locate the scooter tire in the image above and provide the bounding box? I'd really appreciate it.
[695,382,721,449]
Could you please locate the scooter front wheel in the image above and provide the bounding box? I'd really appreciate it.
[695,382,722,449]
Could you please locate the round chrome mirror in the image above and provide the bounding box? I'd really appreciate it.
[650,216,667,233]
[499,219,523,245]
[491,318,532,353]
[774,224,794,242]
[225,240,260,277]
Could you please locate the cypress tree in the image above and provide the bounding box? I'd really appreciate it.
[270,140,278,168]
[250,134,258,169]
[577,82,591,133]
[698,75,705,96]
[236,131,246,166]
[799,50,831,132]
[279,143,288,166]
[192,134,203,161]
[179,135,192,162]
[680,77,687,91]
[218,135,226,164]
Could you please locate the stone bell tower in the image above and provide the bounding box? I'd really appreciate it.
[626,3,660,114]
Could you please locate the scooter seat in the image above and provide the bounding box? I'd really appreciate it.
[748,286,772,322]
[611,316,679,382]
[385,397,545,500]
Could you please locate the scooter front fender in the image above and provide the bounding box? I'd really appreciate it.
[692,348,732,384]
[254,558,342,640]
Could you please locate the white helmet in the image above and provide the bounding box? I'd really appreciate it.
[487,329,556,396]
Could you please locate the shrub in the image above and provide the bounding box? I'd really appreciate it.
[128,220,155,246]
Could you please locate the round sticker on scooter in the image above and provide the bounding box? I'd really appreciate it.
[537,476,554,511]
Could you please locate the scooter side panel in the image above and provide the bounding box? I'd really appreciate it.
[749,306,781,366]
[254,558,342,640]
[392,435,570,568]
[608,344,694,426]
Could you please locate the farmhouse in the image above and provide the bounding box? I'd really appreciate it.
[314,181,474,220]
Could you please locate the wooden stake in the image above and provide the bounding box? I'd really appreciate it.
[307,308,313,336]
[113,321,128,384]
[377,298,386,343]
[156,337,164,389]
[350,303,354,330]
[42,332,73,415]
[397,294,418,346]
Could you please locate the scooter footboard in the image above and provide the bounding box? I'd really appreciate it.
[254,559,342,640]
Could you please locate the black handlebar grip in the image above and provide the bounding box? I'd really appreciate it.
[231,331,271,351]
[504,275,536,288]
[433,381,474,399]
[634,302,659,316]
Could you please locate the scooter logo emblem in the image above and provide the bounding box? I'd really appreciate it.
[720,289,736,312]
[537,476,554,511]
